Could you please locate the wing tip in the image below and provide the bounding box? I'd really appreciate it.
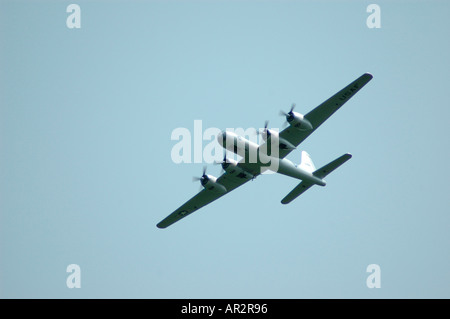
[363,72,374,80]
[156,222,167,229]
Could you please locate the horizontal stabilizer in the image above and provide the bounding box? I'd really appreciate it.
[281,153,352,204]
[281,181,313,204]
[313,153,352,179]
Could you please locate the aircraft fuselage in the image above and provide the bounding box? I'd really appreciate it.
[217,131,326,186]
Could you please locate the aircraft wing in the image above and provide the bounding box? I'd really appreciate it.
[156,169,253,228]
[277,73,373,159]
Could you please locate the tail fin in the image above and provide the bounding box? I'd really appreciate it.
[281,153,352,204]
[299,151,316,173]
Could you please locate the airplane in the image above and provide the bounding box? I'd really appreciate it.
[157,73,373,229]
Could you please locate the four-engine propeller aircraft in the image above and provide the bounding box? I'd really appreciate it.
[157,73,373,228]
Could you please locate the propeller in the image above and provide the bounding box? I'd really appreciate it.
[255,120,271,139]
[192,166,208,190]
[279,103,296,128]
[214,152,230,173]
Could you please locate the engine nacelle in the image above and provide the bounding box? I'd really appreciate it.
[261,130,296,151]
[287,112,313,131]
[201,175,227,194]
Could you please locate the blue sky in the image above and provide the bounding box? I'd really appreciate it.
[1,0,449,298]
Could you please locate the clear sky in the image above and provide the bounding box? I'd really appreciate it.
[1,0,449,298]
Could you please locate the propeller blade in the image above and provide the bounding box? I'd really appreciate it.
[194,165,208,182]
[279,110,288,117]
[214,151,227,165]
[290,103,296,113]
[264,120,271,138]
[254,121,269,137]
